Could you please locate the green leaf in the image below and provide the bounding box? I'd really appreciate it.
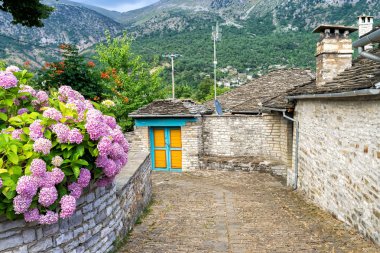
[10,145,18,154]
[7,152,19,165]
[75,159,89,166]
[0,158,3,168]
[73,166,80,179]
[0,169,6,174]
[44,130,52,139]
[22,127,30,134]
[0,113,7,121]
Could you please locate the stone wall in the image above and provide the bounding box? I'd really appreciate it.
[202,114,292,167]
[125,127,150,153]
[0,154,152,253]
[181,119,203,170]
[292,98,380,244]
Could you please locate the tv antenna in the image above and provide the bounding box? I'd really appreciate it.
[162,53,182,99]
[212,22,222,101]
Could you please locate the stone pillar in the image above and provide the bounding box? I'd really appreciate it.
[313,25,357,87]
[358,15,374,51]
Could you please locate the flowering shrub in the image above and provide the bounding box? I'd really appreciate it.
[0,66,129,224]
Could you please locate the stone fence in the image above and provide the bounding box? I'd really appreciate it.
[0,152,152,253]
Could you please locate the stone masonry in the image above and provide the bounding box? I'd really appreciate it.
[202,114,292,166]
[0,154,152,253]
[181,119,203,171]
[291,98,380,244]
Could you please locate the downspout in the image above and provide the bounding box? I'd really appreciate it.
[353,28,380,62]
[262,107,299,190]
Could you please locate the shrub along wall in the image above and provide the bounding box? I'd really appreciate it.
[0,154,152,253]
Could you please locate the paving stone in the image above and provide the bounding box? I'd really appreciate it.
[119,171,380,253]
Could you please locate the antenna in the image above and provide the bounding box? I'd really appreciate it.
[162,53,182,99]
[212,22,222,102]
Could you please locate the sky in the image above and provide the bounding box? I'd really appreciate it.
[70,0,160,12]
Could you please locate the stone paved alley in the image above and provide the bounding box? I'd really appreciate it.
[120,171,380,253]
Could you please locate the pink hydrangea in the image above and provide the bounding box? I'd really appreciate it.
[60,195,76,219]
[103,115,117,129]
[16,176,38,198]
[68,183,82,199]
[85,120,107,140]
[33,138,52,155]
[11,129,23,140]
[97,137,112,156]
[78,168,91,188]
[36,91,49,103]
[103,159,118,178]
[38,187,58,207]
[0,178,2,188]
[0,71,18,89]
[29,120,44,140]
[38,211,58,225]
[68,128,83,144]
[13,195,32,214]
[58,86,78,102]
[24,208,40,222]
[52,156,63,167]
[109,143,125,160]
[13,99,20,106]
[43,108,63,121]
[38,173,55,188]
[30,158,47,177]
[52,123,70,143]
[5,65,20,73]
[96,176,114,188]
[17,108,29,115]
[19,85,36,96]
[51,168,65,184]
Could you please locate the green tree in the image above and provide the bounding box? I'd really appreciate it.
[0,0,54,27]
[35,44,104,100]
[96,32,168,131]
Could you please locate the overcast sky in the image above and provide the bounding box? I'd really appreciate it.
[71,0,160,12]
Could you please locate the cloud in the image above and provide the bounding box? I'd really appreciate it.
[71,0,159,12]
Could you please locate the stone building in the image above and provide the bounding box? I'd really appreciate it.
[262,24,380,244]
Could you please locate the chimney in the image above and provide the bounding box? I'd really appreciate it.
[313,25,358,87]
[358,15,374,51]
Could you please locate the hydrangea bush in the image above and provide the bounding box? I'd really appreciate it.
[0,66,129,224]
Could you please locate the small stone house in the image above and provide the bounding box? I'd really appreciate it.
[129,100,212,171]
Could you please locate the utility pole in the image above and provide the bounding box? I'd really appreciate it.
[212,22,222,101]
[163,54,181,99]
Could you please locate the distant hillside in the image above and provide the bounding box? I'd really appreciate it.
[0,2,124,66]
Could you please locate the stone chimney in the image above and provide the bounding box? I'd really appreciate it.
[358,15,374,50]
[313,25,358,87]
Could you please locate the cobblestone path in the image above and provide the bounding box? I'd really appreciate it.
[120,171,380,253]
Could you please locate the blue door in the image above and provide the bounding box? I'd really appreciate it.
[150,127,182,172]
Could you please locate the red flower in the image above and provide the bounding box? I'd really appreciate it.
[55,70,64,75]
[23,61,31,67]
[100,72,110,79]
[87,61,95,68]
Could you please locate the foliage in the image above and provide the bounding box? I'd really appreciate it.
[34,44,106,101]
[0,0,54,27]
[96,32,168,131]
[0,66,129,224]
[191,78,230,102]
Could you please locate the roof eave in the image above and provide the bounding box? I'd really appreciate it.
[286,88,380,100]
[129,114,201,118]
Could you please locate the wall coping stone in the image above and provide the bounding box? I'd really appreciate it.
[115,152,150,193]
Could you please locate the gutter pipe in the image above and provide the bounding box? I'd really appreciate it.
[262,107,299,190]
[286,88,380,100]
[352,28,380,62]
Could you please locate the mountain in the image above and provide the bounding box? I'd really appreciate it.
[0,0,379,89]
[0,1,124,66]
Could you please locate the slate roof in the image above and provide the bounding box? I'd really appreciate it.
[262,48,380,109]
[287,48,380,97]
[129,99,212,117]
[205,69,315,113]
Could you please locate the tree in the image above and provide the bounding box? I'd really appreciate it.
[96,32,168,131]
[0,0,54,27]
[35,44,105,100]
